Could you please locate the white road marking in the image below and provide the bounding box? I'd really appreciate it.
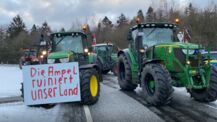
[205,104,217,110]
[83,105,93,122]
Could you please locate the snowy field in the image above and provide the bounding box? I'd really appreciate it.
[0,65,22,98]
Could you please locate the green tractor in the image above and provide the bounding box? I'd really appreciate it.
[117,23,217,106]
[92,43,119,75]
[21,31,101,106]
[47,31,102,105]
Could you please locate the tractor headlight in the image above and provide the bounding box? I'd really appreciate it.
[84,48,89,53]
[139,49,145,53]
[59,58,69,63]
[42,50,47,55]
[182,49,195,55]
[47,59,55,64]
[186,60,191,65]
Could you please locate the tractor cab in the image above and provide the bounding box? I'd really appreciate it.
[48,32,90,65]
[130,23,179,48]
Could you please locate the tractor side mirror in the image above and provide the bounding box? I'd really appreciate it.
[135,32,144,52]
[127,32,133,41]
[177,32,184,42]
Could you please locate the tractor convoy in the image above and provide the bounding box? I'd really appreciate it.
[20,21,217,107]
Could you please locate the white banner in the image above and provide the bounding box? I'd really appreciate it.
[22,62,81,105]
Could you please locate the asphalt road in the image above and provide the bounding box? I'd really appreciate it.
[103,74,217,122]
[1,74,217,122]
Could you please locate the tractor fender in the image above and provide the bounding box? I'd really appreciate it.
[117,50,132,66]
[79,64,102,81]
[142,59,163,68]
[80,64,100,71]
[139,59,164,80]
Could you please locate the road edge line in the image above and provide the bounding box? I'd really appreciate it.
[83,105,93,122]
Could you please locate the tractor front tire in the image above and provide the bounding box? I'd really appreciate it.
[81,69,100,105]
[141,63,173,106]
[188,66,217,102]
[118,54,137,91]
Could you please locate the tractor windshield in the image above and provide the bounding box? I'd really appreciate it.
[143,28,175,46]
[54,35,83,53]
[94,45,113,52]
[133,28,176,47]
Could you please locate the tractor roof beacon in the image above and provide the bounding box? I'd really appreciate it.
[117,22,217,106]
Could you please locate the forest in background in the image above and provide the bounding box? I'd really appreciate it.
[0,3,217,63]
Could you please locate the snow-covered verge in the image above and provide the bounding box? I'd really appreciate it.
[0,65,22,98]
[0,102,60,122]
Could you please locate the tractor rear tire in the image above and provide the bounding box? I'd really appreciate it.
[187,66,217,102]
[141,63,173,106]
[118,54,137,91]
[80,69,100,105]
[94,58,103,82]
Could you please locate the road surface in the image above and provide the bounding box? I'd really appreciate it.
[0,74,217,122]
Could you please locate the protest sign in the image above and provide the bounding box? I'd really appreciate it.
[22,62,81,105]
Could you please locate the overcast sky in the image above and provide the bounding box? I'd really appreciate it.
[0,0,216,31]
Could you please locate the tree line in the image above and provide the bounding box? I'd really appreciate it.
[0,3,217,64]
[95,3,217,49]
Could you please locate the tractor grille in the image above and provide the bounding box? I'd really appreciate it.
[174,48,204,67]
[174,48,186,65]
[188,56,199,67]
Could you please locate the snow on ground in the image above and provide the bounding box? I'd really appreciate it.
[0,65,22,98]
[173,87,217,106]
[0,102,60,122]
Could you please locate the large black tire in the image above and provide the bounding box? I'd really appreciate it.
[95,58,103,82]
[96,58,103,72]
[118,54,137,91]
[141,63,173,106]
[20,82,55,109]
[187,66,217,102]
[102,70,110,74]
[80,69,100,105]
